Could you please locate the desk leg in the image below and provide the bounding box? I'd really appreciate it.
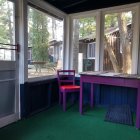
[90,83,94,108]
[80,78,83,114]
[136,87,140,129]
[63,92,66,112]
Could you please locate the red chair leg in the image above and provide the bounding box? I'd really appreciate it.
[63,92,66,111]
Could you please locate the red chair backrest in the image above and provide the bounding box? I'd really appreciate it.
[57,70,75,87]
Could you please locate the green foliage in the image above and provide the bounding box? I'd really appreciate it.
[105,12,132,29]
[105,14,118,29]
[77,12,132,39]
[0,0,14,44]
[79,17,96,38]
[28,7,50,62]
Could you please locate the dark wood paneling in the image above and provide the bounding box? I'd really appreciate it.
[20,78,59,118]
[20,77,137,118]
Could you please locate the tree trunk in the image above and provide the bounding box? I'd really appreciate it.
[104,36,120,72]
[73,19,79,73]
[52,18,56,39]
[117,13,131,74]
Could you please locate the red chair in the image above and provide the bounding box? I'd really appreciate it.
[57,70,80,111]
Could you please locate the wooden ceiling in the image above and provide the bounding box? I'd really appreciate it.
[44,0,139,14]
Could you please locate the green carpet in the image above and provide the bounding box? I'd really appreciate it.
[0,105,140,140]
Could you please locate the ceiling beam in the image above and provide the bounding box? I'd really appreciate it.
[63,0,87,9]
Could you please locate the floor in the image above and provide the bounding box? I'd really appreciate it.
[0,104,140,140]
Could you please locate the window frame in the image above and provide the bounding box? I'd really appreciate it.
[100,6,139,74]
[69,2,140,74]
[25,0,67,82]
[69,12,100,72]
[87,42,96,59]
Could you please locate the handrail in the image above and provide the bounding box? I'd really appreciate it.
[0,43,20,53]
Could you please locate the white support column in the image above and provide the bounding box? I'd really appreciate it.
[69,16,73,70]
[63,15,70,69]
[17,0,28,84]
[95,12,101,71]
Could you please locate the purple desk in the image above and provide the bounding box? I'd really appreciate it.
[79,72,140,129]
